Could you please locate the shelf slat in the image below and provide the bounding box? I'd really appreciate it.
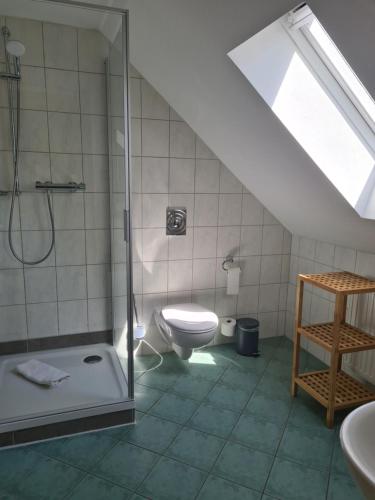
[298,322,375,353]
[299,271,375,295]
[296,370,375,410]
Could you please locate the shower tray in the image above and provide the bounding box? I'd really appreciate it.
[0,343,131,434]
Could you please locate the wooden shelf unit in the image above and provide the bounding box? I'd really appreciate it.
[291,271,375,427]
[295,370,375,410]
[298,323,375,354]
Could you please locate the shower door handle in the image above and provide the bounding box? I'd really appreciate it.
[124,209,130,242]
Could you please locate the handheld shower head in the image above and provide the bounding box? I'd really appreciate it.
[6,40,25,58]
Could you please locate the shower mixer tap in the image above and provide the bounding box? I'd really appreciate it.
[35,181,86,193]
[0,72,20,80]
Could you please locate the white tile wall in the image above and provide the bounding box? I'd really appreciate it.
[58,300,87,335]
[27,302,58,338]
[170,121,195,158]
[195,159,220,193]
[194,194,219,226]
[21,66,47,110]
[217,226,240,258]
[141,157,169,193]
[43,23,78,70]
[24,267,57,303]
[0,305,27,341]
[19,110,49,151]
[1,16,291,349]
[82,115,108,155]
[0,16,114,342]
[169,158,195,193]
[57,266,87,301]
[79,73,106,115]
[129,72,291,353]
[46,69,80,112]
[77,28,108,74]
[142,119,169,157]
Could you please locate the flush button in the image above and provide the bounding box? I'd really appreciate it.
[166,207,186,235]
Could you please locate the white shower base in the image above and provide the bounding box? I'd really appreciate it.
[0,343,132,434]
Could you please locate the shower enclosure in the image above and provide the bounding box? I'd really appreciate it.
[0,0,134,445]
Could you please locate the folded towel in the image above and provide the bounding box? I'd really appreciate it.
[16,359,70,387]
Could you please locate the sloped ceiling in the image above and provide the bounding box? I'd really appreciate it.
[4,0,375,251]
[0,0,121,42]
[0,0,104,29]
[122,0,375,252]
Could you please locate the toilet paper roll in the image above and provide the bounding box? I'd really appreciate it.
[226,266,241,295]
[221,317,236,337]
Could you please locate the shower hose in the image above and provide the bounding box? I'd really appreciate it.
[133,294,164,373]
[4,29,55,266]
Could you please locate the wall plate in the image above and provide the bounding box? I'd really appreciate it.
[166,207,186,235]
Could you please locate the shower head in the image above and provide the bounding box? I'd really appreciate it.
[6,40,25,58]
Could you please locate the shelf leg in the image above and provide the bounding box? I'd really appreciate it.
[291,278,304,397]
[337,354,342,371]
[337,296,347,371]
[326,293,346,428]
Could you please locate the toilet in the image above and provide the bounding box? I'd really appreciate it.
[155,303,219,359]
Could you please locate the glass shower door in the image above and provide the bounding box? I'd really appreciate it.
[0,0,134,441]
[107,13,134,399]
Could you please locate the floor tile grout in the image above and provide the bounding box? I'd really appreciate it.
[134,345,277,498]
[1,338,362,500]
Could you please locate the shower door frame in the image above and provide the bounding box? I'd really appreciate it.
[0,1,135,444]
[33,0,134,398]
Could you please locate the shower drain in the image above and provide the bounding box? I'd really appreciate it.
[83,355,103,364]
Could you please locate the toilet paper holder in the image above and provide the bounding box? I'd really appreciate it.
[222,255,240,271]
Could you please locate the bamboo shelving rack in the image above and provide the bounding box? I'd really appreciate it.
[291,271,375,427]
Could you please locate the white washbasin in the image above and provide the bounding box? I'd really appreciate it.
[340,401,375,500]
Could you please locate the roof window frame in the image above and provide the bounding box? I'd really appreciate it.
[281,5,375,157]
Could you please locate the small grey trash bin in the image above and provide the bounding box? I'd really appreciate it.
[236,318,260,356]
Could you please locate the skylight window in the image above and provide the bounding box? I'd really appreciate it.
[303,16,375,130]
[228,3,375,219]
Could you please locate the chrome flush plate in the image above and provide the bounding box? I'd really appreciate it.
[166,207,186,235]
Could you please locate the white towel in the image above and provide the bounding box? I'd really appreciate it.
[16,359,70,387]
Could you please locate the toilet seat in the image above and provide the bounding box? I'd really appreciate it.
[161,303,218,334]
[155,303,218,359]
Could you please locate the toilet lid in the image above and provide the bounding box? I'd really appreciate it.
[161,303,218,333]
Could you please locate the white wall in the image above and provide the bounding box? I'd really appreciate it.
[124,0,375,253]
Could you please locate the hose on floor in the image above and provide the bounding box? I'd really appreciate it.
[133,294,164,374]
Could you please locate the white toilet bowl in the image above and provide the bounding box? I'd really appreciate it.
[155,303,218,359]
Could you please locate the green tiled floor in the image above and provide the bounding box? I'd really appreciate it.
[0,337,365,500]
